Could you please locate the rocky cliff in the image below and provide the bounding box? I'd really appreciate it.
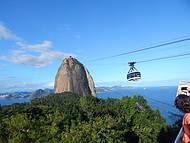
[54,57,96,96]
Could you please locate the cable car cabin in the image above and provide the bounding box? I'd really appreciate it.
[127,72,141,81]
[127,62,141,81]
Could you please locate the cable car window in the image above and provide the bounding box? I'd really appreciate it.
[127,62,141,81]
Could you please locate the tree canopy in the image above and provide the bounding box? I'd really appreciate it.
[0,92,180,143]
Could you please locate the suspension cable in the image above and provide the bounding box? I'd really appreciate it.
[136,51,190,64]
[89,37,190,62]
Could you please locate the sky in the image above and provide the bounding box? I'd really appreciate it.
[0,0,190,92]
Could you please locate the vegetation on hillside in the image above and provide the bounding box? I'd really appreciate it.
[0,92,180,143]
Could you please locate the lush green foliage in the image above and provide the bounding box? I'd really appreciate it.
[0,92,179,143]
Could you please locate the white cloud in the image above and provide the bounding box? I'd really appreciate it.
[0,23,21,41]
[3,44,75,68]
[0,23,75,68]
[4,49,64,68]
[16,40,52,52]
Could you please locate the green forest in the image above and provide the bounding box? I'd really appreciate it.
[0,92,180,143]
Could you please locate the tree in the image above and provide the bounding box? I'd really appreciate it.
[0,92,179,143]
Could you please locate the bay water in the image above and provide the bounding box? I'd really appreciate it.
[0,86,182,124]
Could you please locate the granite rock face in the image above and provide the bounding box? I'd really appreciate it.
[54,57,96,97]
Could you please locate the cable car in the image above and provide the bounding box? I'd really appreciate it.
[127,62,141,81]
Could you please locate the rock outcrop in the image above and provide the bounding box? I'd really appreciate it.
[54,57,96,97]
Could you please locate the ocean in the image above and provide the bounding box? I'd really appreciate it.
[0,98,31,106]
[96,86,182,125]
[0,86,182,125]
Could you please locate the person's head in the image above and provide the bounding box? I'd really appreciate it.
[175,94,190,113]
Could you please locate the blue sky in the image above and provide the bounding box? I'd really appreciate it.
[0,0,190,92]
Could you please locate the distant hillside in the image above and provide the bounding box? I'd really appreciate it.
[0,89,54,99]
[0,92,180,143]
[0,91,32,99]
[96,87,113,93]
[29,89,54,98]
[96,86,137,93]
